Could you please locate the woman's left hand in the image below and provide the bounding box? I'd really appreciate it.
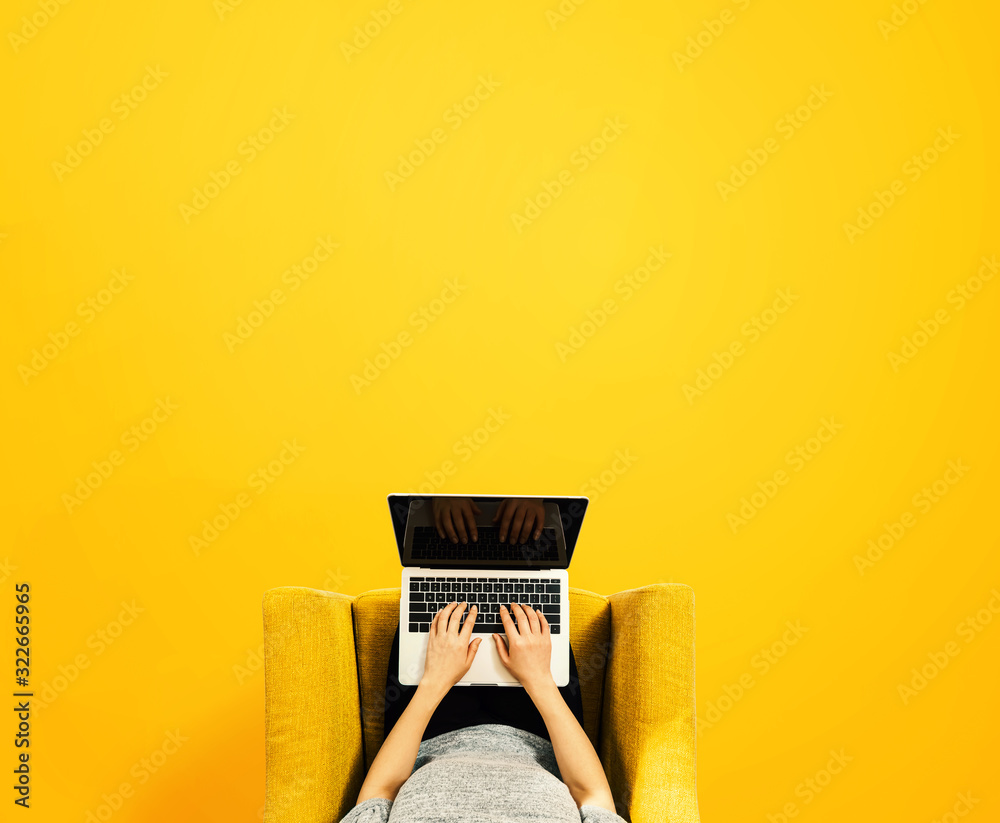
[421,601,483,693]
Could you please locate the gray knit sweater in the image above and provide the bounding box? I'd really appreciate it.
[338,723,628,823]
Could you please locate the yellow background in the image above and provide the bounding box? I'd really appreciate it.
[2,0,999,820]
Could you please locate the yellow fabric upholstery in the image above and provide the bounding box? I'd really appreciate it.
[601,585,699,823]
[263,583,699,823]
[262,588,364,823]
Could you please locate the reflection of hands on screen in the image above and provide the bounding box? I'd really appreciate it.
[432,497,481,544]
[493,498,545,543]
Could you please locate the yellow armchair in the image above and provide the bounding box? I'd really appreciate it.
[262,583,699,823]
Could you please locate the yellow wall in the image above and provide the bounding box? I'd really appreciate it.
[3,0,998,820]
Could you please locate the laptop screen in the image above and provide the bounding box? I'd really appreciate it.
[387,494,588,570]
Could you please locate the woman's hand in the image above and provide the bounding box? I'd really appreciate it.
[421,601,483,693]
[493,602,554,691]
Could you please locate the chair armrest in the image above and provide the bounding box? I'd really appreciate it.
[600,584,700,823]
[263,587,363,823]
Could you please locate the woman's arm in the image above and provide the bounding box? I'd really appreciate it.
[358,601,484,803]
[524,678,617,812]
[356,680,448,802]
[494,604,617,813]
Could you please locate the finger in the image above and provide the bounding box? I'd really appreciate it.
[498,502,515,541]
[510,508,526,544]
[436,603,455,633]
[499,604,516,637]
[533,505,544,539]
[453,509,469,543]
[471,500,482,514]
[439,601,460,632]
[433,607,450,637]
[493,633,510,666]
[462,505,478,542]
[510,602,530,634]
[521,602,540,632]
[493,499,507,526]
[434,507,445,539]
[461,604,478,641]
[536,609,550,634]
[449,602,468,633]
[518,511,536,543]
[466,636,483,665]
[442,510,459,543]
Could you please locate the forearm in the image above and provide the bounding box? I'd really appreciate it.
[526,678,616,811]
[357,681,447,803]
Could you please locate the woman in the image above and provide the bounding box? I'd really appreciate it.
[339,600,626,822]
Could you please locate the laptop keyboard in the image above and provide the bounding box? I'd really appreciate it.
[407,576,562,634]
[410,526,561,562]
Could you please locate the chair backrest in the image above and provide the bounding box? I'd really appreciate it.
[352,587,612,768]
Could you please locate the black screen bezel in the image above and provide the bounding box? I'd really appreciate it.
[387,494,588,570]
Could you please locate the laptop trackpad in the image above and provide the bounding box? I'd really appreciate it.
[460,634,568,687]
[462,636,520,685]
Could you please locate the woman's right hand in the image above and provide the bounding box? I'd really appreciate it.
[493,602,554,691]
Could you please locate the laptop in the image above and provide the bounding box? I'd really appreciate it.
[387,494,588,687]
